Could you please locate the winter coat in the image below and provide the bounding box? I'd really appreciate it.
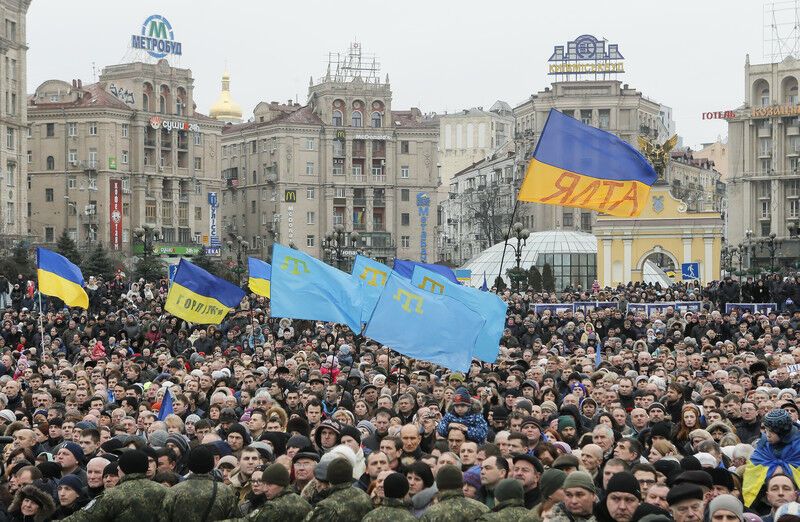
[161,473,238,521]
[362,497,416,522]
[436,400,488,443]
[7,485,56,522]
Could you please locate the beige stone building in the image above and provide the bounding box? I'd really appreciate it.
[693,140,728,180]
[27,59,223,256]
[217,43,439,266]
[0,0,30,244]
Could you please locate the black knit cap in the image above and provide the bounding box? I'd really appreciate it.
[262,463,290,487]
[340,425,362,444]
[650,421,672,439]
[187,445,215,474]
[708,468,734,491]
[606,471,641,500]
[326,458,353,485]
[436,464,463,491]
[383,472,409,499]
[118,449,148,475]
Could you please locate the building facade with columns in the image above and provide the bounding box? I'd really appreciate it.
[0,0,30,245]
[27,60,223,255]
[217,44,439,266]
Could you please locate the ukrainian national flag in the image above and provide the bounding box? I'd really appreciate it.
[742,436,800,507]
[518,109,657,217]
[36,247,88,309]
[248,257,271,298]
[165,259,245,324]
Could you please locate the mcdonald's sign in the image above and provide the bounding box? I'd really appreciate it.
[284,190,297,203]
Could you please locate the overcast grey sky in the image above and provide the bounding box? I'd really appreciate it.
[28,0,766,148]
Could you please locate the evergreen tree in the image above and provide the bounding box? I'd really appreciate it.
[0,242,32,280]
[134,252,165,282]
[493,276,507,292]
[191,247,225,278]
[81,242,116,281]
[528,266,543,292]
[55,230,81,266]
[542,263,556,293]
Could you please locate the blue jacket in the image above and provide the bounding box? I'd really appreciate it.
[436,409,488,443]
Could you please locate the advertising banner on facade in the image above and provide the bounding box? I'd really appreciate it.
[109,179,122,251]
[207,192,221,256]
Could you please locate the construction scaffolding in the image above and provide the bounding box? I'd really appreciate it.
[764,0,800,62]
[323,42,381,84]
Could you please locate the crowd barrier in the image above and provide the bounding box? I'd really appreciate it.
[625,301,703,314]
[724,302,778,313]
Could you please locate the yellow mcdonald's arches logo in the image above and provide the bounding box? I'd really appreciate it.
[393,289,423,314]
[280,256,309,275]
[359,266,387,287]
[284,190,297,203]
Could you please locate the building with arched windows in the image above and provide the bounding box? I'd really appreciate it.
[217,43,439,265]
[27,59,224,253]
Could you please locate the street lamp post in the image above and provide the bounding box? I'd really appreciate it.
[504,222,529,292]
[226,235,249,284]
[721,244,743,279]
[134,224,159,262]
[64,197,81,249]
[744,229,754,270]
[759,232,781,274]
[322,224,361,271]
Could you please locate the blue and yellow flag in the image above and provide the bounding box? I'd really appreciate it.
[248,257,271,298]
[351,255,392,323]
[164,259,245,324]
[742,435,800,506]
[364,272,482,373]
[36,247,88,309]
[518,109,657,217]
[393,259,459,284]
[270,244,363,332]
[410,266,506,364]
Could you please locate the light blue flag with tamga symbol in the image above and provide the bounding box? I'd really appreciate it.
[351,254,393,323]
[248,257,271,298]
[411,266,507,364]
[270,243,363,332]
[364,272,482,373]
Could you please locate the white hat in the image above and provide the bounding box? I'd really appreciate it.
[0,410,15,423]
[694,452,717,468]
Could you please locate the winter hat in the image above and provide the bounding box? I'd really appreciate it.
[694,452,717,468]
[744,514,764,522]
[61,442,85,464]
[776,502,800,521]
[326,457,353,485]
[226,423,252,445]
[58,474,84,494]
[185,414,201,425]
[340,425,362,444]
[606,471,641,500]
[709,494,744,522]
[148,430,169,448]
[463,465,481,490]
[37,461,62,481]
[495,478,524,503]
[262,463,290,487]
[118,449,148,475]
[166,434,190,457]
[75,421,96,431]
[553,454,580,470]
[562,471,596,493]
[383,472,410,499]
[763,409,793,438]
[680,456,702,471]
[0,410,15,423]
[674,470,713,490]
[287,435,312,450]
[249,441,275,462]
[650,421,672,439]
[540,468,567,500]
[356,420,376,437]
[287,416,310,437]
[187,446,215,474]
[452,387,471,405]
[667,483,704,505]
[436,464,464,491]
[313,457,332,481]
[633,504,672,522]
[557,415,576,431]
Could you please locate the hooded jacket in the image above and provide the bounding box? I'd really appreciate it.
[8,485,56,522]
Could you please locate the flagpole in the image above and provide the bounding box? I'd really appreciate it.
[497,200,520,289]
[37,290,45,354]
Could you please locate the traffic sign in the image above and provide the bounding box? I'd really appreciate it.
[681,262,699,281]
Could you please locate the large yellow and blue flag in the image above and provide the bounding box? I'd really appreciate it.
[248,257,271,298]
[410,266,507,363]
[742,436,800,506]
[164,259,245,324]
[364,272,483,373]
[270,244,363,332]
[36,247,89,309]
[518,109,657,217]
[351,255,392,323]
[393,259,459,285]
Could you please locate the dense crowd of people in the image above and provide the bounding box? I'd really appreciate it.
[0,268,799,521]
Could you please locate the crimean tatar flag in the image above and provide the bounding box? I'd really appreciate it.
[517,109,657,217]
[165,259,245,324]
[248,257,271,298]
[36,247,89,309]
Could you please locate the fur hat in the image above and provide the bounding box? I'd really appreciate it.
[10,485,55,521]
[436,464,463,491]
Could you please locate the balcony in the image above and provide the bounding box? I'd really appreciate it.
[758,150,772,159]
[759,127,772,138]
[333,197,346,207]
[373,221,385,231]
[373,197,385,207]
[145,138,156,148]
[353,174,365,183]
[788,126,800,136]
[353,222,366,231]
[372,174,386,183]
[353,197,367,207]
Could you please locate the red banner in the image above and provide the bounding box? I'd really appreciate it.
[110,179,122,250]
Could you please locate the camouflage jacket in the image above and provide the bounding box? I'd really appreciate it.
[220,487,312,522]
[420,489,490,522]
[361,497,416,522]
[303,482,373,522]
[161,473,239,521]
[477,498,531,521]
[545,502,598,522]
[61,473,167,522]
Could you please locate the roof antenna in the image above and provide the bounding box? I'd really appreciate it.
[91,62,97,82]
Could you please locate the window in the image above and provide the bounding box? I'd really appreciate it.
[45,123,54,137]
[45,227,54,243]
[68,149,77,164]
[352,165,362,178]
[332,161,344,176]
[5,163,13,186]
[401,213,410,226]
[122,177,130,192]
[761,200,771,218]
[26,150,31,164]
[762,222,772,236]
[332,140,344,157]
[335,187,346,198]
[45,188,53,202]
[5,19,16,40]
[581,212,592,231]
[401,141,409,154]
[159,96,166,114]
[599,109,610,129]
[88,174,97,190]
[251,200,256,214]
[580,110,592,125]
[760,138,772,155]
[5,202,12,225]
[306,138,315,150]
[121,124,129,138]
[371,112,382,128]
[194,206,202,220]
[194,157,202,170]
[306,211,315,225]
[46,156,54,170]
[306,235,315,247]
[67,123,77,136]
[67,176,76,189]
[194,133,202,146]
[401,235,410,248]
[122,150,128,164]
[761,158,772,174]
[251,141,257,154]
[401,166,410,179]
[790,200,800,218]
[352,111,363,127]
[88,122,97,135]
[401,189,410,201]
[306,161,314,175]
[5,128,13,149]
[332,110,343,127]
[89,149,97,168]
[562,211,574,228]
[306,187,315,199]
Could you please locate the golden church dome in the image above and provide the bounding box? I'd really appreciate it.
[209,71,242,123]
